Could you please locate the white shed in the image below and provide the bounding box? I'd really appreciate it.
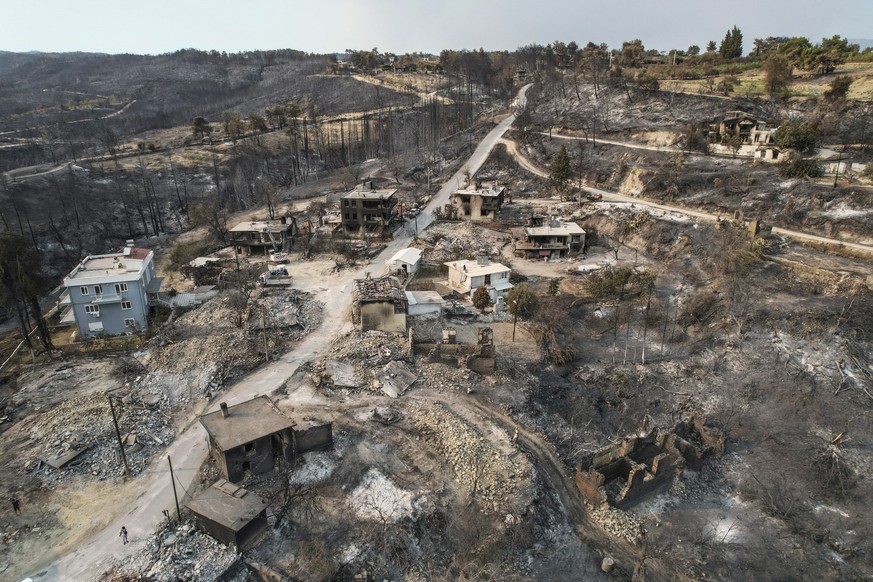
[405,291,444,316]
[386,247,422,277]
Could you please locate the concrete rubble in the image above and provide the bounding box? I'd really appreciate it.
[100,522,244,582]
[372,360,417,398]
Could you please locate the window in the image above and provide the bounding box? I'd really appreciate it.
[85,305,100,316]
[343,200,349,207]
[94,285,102,295]
[80,286,89,296]
[115,283,128,293]
[121,301,132,310]
[244,443,255,453]
[124,318,136,327]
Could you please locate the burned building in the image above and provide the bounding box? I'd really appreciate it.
[340,182,398,235]
[184,479,269,551]
[352,276,408,332]
[450,185,505,221]
[200,396,334,482]
[229,217,297,257]
[576,417,723,509]
[201,397,297,482]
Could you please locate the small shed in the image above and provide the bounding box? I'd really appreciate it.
[185,479,268,551]
[386,247,422,278]
[405,291,444,316]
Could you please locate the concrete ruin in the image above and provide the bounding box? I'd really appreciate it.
[184,479,269,551]
[352,276,408,333]
[576,417,724,509]
[200,396,333,482]
[410,326,496,375]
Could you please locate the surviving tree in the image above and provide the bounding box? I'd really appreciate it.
[719,26,744,60]
[775,120,819,153]
[763,54,793,99]
[550,145,573,200]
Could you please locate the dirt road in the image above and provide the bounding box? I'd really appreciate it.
[35,84,532,582]
[503,137,873,258]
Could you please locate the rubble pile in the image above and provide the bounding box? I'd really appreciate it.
[312,331,410,391]
[589,504,644,545]
[149,295,262,401]
[102,522,241,582]
[21,389,173,484]
[408,402,535,514]
[256,291,324,339]
[420,222,500,262]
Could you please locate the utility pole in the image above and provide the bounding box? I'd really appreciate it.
[511,300,518,342]
[108,394,129,475]
[262,305,269,364]
[168,455,181,523]
[833,146,843,188]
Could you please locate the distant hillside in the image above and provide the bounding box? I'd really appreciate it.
[0,50,416,134]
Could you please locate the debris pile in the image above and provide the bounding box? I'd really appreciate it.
[21,389,172,484]
[100,522,241,582]
[409,402,534,514]
[312,331,410,391]
[256,290,324,339]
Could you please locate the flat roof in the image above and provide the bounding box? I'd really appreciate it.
[229,220,290,233]
[184,479,268,532]
[64,248,152,282]
[526,222,586,236]
[406,291,444,305]
[343,188,397,200]
[388,247,422,265]
[200,396,296,451]
[453,185,505,198]
[444,259,511,278]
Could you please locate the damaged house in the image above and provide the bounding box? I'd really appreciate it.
[229,217,297,257]
[576,417,724,509]
[340,182,398,235]
[511,217,586,260]
[450,184,505,221]
[352,276,408,332]
[200,396,332,482]
[184,479,269,552]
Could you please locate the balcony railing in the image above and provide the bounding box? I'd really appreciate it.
[91,292,123,304]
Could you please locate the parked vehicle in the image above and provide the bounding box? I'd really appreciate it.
[269,252,289,263]
[259,267,292,287]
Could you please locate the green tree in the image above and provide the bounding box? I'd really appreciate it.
[0,232,53,351]
[823,76,853,102]
[550,145,572,200]
[192,116,213,139]
[472,286,492,311]
[763,54,793,98]
[719,26,744,59]
[706,41,717,53]
[507,284,539,319]
[717,75,739,96]
[775,120,819,153]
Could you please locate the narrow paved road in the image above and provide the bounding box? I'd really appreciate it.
[37,84,531,581]
[504,138,873,258]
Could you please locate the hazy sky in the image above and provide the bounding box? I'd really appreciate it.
[2,0,871,56]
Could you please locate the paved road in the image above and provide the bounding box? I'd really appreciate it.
[38,84,531,581]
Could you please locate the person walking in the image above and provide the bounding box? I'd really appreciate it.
[120,526,128,545]
[11,496,21,514]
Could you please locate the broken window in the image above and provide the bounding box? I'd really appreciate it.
[244,443,255,453]
[94,285,102,295]
[121,301,132,310]
[124,318,136,327]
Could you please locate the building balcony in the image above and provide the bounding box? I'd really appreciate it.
[59,306,76,325]
[91,292,123,304]
[514,241,569,251]
[59,290,71,306]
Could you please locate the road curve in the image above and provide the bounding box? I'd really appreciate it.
[502,137,873,259]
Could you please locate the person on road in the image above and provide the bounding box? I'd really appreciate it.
[11,496,21,514]
[120,526,128,545]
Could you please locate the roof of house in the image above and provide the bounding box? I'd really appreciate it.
[453,185,505,198]
[229,220,291,233]
[387,247,422,265]
[64,248,153,283]
[444,259,511,278]
[184,479,268,532]
[343,187,397,201]
[525,222,586,237]
[406,291,444,305]
[200,396,296,451]
[354,277,405,302]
